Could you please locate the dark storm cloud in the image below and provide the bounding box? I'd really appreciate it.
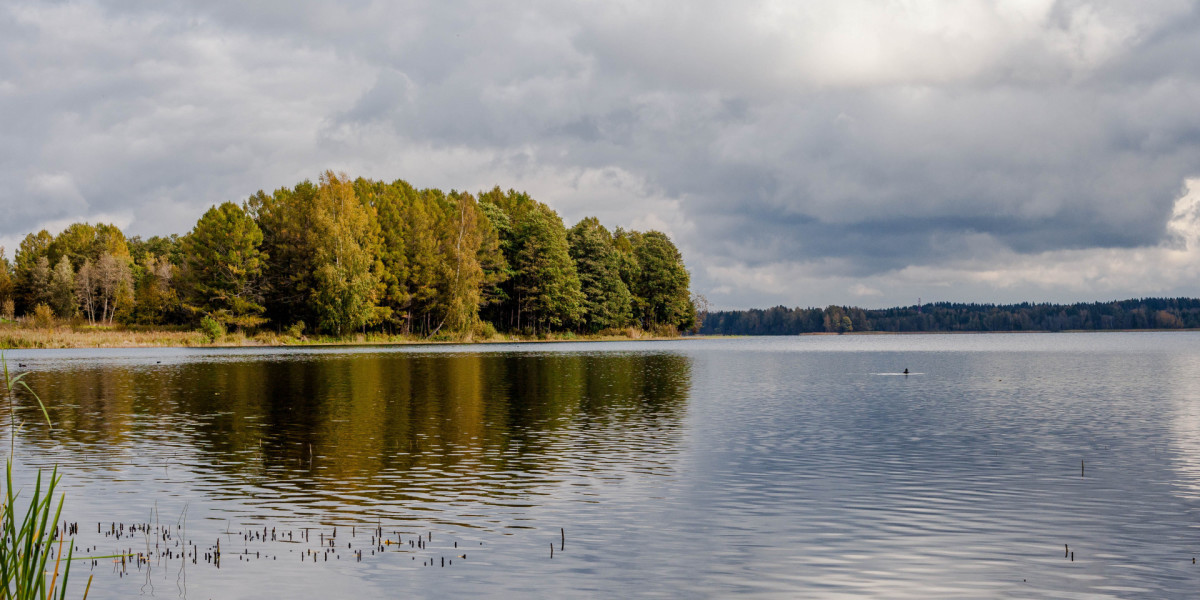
[3,0,1200,307]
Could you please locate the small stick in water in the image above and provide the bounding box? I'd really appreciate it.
[550,543,553,559]
[1065,544,1068,557]
[1081,460,1084,477]
[561,528,565,551]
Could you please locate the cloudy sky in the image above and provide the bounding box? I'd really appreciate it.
[3,0,1200,309]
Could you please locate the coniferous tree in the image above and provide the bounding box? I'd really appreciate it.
[13,230,53,314]
[0,249,13,316]
[250,183,320,329]
[180,202,266,329]
[27,256,53,314]
[568,217,633,332]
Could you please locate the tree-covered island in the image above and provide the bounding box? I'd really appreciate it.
[0,171,695,346]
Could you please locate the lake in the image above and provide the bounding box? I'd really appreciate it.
[3,332,1200,598]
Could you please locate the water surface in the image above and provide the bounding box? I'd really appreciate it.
[4,333,1200,598]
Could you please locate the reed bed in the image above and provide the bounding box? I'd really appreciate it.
[0,323,207,349]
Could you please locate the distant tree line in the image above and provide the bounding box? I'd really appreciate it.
[0,171,694,337]
[698,298,1200,335]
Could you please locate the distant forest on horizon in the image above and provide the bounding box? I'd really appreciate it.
[697,297,1200,335]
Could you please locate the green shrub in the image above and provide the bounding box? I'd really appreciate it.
[285,321,306,338]
[31,304,55,329]
[474,320,498,340]
[199,316,225,343]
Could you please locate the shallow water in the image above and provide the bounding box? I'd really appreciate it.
[3,332,1200,598]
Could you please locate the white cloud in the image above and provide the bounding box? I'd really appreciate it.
[2,0,1200,309]
[702,178,1200,308]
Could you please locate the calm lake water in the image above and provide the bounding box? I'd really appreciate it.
[4,333,1200,598]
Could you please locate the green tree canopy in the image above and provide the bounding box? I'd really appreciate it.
[0,249,13,312]
[308,171,382,335]
[511,205,584,332]
[47,222,129,269]
[0,172,693,337]
[357,178,415,330]
[13,230,53,313]
[250,181,320,328]
[568,217,633,332]
[180,201,267,329]
[631,231,692,330]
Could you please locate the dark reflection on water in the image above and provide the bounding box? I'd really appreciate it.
[4,335,1200,598]
[13,351,690,524]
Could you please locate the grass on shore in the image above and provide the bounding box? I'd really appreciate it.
[0,319,679,349]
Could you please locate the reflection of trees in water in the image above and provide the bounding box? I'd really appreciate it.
[9,352,691,509]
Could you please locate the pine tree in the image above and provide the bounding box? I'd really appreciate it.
[13,230,53,314]
[180,202,266,329]
[250,183,320,329]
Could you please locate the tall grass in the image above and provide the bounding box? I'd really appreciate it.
[0,464,76,600]
[0,353,90,599]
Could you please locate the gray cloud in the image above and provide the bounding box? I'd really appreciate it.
[2,0,1200,308]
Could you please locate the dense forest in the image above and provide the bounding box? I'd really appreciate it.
[699,298,1200,335]
[0,171,694,339]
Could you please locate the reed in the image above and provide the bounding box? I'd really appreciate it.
[0,353,90,599]
[0,463,77,600]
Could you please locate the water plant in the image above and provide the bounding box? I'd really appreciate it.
[0,353,90,599]
[0,464,77,600]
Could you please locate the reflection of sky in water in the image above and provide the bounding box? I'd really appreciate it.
[1169,352,1200,502]
[2,333,1200,598]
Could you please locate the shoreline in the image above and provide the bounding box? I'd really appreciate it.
[1,324,1195,350]
[0,323,697,349]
